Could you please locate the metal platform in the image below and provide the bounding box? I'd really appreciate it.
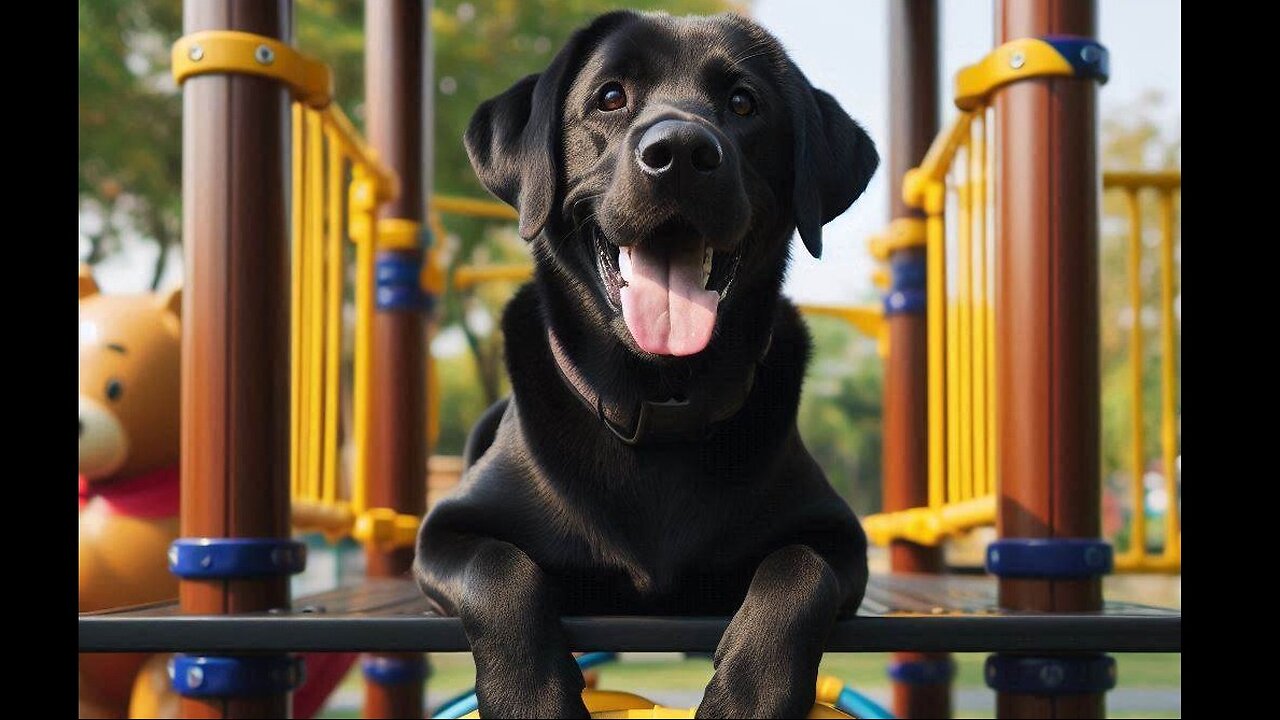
[79,573,1180,654]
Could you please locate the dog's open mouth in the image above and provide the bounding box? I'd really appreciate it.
[593,217,742,357]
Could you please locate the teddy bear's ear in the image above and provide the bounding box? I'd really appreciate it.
[79,264,98,299]
[157,286,182,319]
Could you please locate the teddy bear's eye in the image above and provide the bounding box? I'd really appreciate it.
[105,379,124,402]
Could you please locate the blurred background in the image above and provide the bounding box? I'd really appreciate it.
[78,1,1180,717]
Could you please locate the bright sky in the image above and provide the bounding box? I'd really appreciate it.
[755,0,1182,304]
[85,0,1181,305]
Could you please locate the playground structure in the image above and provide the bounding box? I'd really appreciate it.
[77,1,1181,719]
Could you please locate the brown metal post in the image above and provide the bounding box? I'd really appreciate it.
[993,1,1105,717]
[882,2,953,718]
[362,1,430,716]
[177,1,294,718]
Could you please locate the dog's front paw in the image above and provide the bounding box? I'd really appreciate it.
[474,652,590,719]
[695,658,817,719]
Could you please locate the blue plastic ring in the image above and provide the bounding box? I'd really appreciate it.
[376,255,421,285]
[1042,36,1110,84]
[168,538,306,579]
[890,256,926,292]
[884,289,926,316]
[170,654,305,698]
[361,655,429,686]
[888,656,957,685]
[376,286,434,312]
[985,654,1116,695]
[986,538,1113,579]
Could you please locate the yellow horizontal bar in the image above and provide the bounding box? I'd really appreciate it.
[352,508,423,552]
[319,105,398,203]
[172,30,333,108]
[1102,170,1182,190]
[291,499,356,533]
[861,496,997,547]
[867,217,927,261]
[797,303,885,340]
[452,263,533,291]
[903,114,974,209]
[953,38,1075,111]
[432,195,519,221]
[378,218,422,251]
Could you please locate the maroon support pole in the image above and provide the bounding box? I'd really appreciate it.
[177,1,294,718]
[994,1,1103,717]
[882,2,952,717]
[363,1,430,716]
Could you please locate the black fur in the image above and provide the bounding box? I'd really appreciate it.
[418,11,877,718]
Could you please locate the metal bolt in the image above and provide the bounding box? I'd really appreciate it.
[1039,663,1065,688]
[1085,546,1103,566]
[200,553,212,568]
[168,546,179,567]
[255,44,275,65]
[1010,51,1026,70]
[187,666,205,689]
[188,44,204,62]
[1081,45,1101,63]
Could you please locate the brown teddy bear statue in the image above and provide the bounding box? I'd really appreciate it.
[78,265,182,719]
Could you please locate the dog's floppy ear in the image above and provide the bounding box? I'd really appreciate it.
[464,12,634,241]
[789,83,879,258]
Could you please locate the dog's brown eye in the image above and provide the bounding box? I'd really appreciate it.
[729,89,756,117]
[597,82,627,112]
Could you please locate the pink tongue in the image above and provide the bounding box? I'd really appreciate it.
[620,241,719,356]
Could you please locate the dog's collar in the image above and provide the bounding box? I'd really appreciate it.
[547,327,770,446]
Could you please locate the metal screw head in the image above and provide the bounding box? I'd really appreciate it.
[188,44,204,62]
[1081,45,1101,63]
[199,553,213,568]
[1010,51,1026,70]
[186,666,205,689]
[167,546,179,567]
[255,44,275,65]
[1039,663,1065,687]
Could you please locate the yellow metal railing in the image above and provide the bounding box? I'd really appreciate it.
[861,104,997,547]
[1105,171,1181,574]
[288,100,402,546]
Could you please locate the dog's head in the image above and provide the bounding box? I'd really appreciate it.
[465,11,877,358]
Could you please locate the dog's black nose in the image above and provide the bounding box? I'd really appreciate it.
[636,120,723,175]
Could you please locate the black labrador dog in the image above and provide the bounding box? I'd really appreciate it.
[415,11,878,718]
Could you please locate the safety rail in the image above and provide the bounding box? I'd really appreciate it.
[1105,171,1181,574]
[861,103,996,547]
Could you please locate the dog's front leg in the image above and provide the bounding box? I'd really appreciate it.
[415,529,588,719]
[696,544,862,719]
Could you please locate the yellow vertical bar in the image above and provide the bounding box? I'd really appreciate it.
[351,172,375,516]
[304,110,325,502]
[290,103,304,501]
[1126,188,1147,561]
[322,135,343,505]
[945,176,960,507]
[926,182,946,510]
[956,140,973,503]
[1158,189,1180,562]
[970,110,988,500]
[982,109,996,499]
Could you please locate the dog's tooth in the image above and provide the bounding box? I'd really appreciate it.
[618,245,633,281]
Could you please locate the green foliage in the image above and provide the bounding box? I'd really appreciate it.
[798,317,884,516]
[78,0,181,286]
